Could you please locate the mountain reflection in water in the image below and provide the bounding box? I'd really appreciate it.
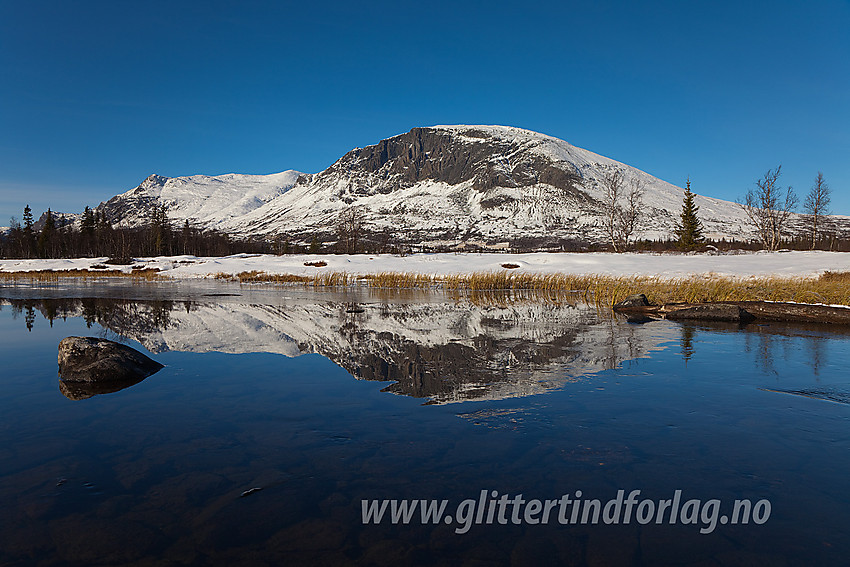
[5,292,677,404]
[2,285,850,565]
[5,288,845,404]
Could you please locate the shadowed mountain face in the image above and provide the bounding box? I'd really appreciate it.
[318,127,589,199]
[7,294,676,404]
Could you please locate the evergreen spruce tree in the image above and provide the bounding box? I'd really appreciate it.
[81,207,96,234]
[56,213,70,258]
[674,179,705,251]
[81,207,96,256]
[22,205,35,258]
[182,220,192,255]
[150,203,170,256]
[37,208,56,258]
[7,217,23,258]
[94,210,104,256]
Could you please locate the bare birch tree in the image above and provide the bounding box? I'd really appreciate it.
[601,169,624,251]
[621,177,645,246]
[337,206,365,254]
[738,166,797,251]
[600,169,644,252]
[803,172,831,249]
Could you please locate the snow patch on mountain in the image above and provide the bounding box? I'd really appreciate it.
[101,170,302,230]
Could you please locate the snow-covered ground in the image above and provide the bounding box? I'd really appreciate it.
[1,251,848,279]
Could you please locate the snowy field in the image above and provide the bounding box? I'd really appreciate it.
[1,251,849,280]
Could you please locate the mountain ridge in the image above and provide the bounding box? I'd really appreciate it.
[87,125,829,248]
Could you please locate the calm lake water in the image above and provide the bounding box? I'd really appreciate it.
[2,280,850,566]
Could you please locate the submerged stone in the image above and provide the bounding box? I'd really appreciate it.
[58,336,164,384]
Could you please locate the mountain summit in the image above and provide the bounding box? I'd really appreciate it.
[97,126,755,247]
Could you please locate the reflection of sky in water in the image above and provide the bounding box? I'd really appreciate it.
[1,284,850,565]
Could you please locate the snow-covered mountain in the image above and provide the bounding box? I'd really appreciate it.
[93,125,801,245]
[98,170,302,232]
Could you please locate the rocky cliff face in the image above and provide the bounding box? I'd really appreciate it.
[320,127,586,198]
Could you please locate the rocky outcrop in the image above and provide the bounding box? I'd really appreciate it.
[613,294,651,309]
[316,127,585,195]
[613,297,850,325]
[99,174,168,225]
[58,336,163,383]
[732,301,850,324]
[665,303,755,323]
[296,127,598,219]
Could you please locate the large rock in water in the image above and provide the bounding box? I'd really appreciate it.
[613,294,651,309]
[58,337,163,383]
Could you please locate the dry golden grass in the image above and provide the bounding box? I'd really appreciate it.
[819,271,850,284]
[312,271,352,286]
[362,271,434,289]
[204,269,850,305]
[6,265,847,306]
[0,268,161,281]
[213,270,339,285]
[218,271,310,284]
[445,272,846,306]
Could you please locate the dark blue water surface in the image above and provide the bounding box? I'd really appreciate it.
[1,281,850,566]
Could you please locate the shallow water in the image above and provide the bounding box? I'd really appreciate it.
[1,281,850,566]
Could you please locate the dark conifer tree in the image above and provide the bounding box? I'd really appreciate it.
[22,205,35,258]
[309,235,321,254]
[181,220,192,255]
[79,206,95,256]
[37,208,56,258]
[675,179,705,251]
[6,217,23,258]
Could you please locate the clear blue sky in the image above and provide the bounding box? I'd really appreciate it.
[1,0,848,224]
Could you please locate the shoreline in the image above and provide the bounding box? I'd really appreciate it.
[2,252,849,308]
[2,250,850,280]
[2,270,850,309]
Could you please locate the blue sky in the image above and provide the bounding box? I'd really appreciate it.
[1,0,848,224]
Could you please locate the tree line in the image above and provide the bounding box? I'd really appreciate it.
[1,204,270,260]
